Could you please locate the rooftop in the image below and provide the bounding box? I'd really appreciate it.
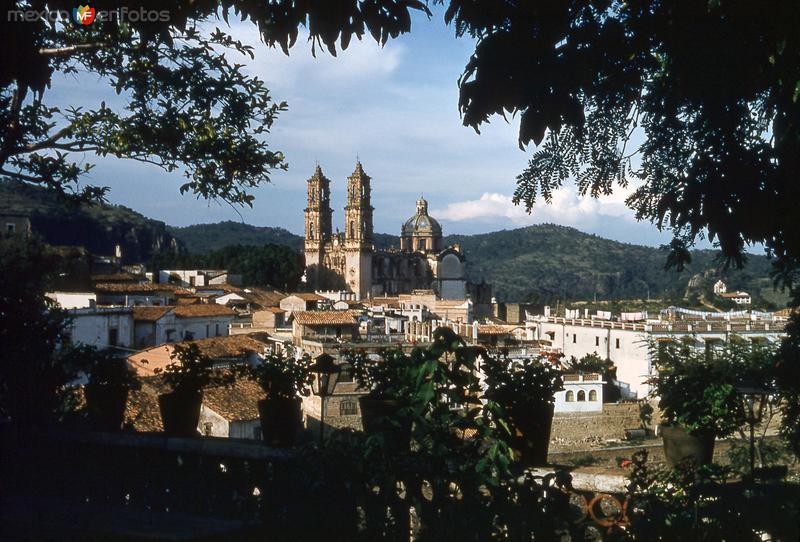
[293,310,359,326]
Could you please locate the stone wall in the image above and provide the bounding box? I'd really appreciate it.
[550,402,662,451]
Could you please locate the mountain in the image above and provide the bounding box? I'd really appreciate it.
[443,224,784,305]
[166,220,787,307]
[168,221,304,253]
[0,180,182,264]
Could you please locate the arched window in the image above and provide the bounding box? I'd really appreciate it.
[577,390,586,402]
[350,221,355,239]
[589,390,598,402]
[309,223,314,240]
[565,390,574,402]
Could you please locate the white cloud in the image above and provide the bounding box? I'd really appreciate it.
[432,187,636,227]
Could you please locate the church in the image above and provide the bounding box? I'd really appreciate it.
[303,162,479,301]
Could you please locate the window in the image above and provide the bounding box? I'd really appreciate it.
[253,427,262,440]
[417,239,425,251]
[189,276,196,286]
[339,400,358,416]
[206,324,210,337]
[572,334,576,344]
[350,221,355,238]
[338,365,354,383]
[616,338,620,349]
[203,422,213,436]
[309,223,314,240]
[565,390,574,402]
[108,328,118,347]
[166,329,176,342]
[595,336,599,346]
[6,223,15,233]
[215,324,220,336]
[589,390,598,401]
[184,330,194,340]
[577,390,586,402]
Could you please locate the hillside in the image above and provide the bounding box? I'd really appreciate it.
[168,221,304,253]
[0,180,182,264]
[166,221,788,307]
[443,224,784,305]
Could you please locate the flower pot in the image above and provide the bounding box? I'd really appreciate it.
[358,396,411,448]
[661,425,715,467]
[84,383,129,432]
[507,403,555,467]
[158,389,203,437]
[258,397,301,447]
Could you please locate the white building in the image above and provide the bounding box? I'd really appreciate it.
[554,374,605,413]
[713,280,727,295]
[66,306,134,350]
[157,269,241,288]
[132,304,235,348]
[720,291,752,305]
[528,310,786,399]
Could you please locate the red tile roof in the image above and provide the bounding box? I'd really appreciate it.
[132,306,173,322]
[293,310,358,326]
[287,292,327,302]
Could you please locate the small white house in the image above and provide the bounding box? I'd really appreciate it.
[554,373,605,413]
[713,280,727,295]
[66,306,134,350]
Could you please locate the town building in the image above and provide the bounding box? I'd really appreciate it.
[64,306,135,350]
[303,162,484,302]
[527,308,787,399]
[132,304,235,347]
[157,269,242,288]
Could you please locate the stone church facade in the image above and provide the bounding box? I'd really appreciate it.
[303,162,477,301]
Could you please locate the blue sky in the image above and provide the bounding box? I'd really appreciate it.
[46,7,680,247]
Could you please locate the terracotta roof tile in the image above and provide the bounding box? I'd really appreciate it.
[293,310,359,326]
[95,282,181,294]
[129,336,268,375]
[133,306,173,322]
[202,380,264,421]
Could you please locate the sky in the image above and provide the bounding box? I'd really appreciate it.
[45,7,680,247]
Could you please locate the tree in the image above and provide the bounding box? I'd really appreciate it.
[0,234,83,425]
[445,1,800,273]
[0,1,429,204]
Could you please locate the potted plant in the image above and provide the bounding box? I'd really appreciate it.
[482,351,564,466]
[83,348,141,432]
[347,348,415,440]
[650,338,756,467]
[243,350,312,447]
[154,343,232,437]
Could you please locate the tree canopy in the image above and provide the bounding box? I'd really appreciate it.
[0,0,428,204]
[447,1,800,275]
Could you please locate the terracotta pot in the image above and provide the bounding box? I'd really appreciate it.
[358,396,411,448]
[85,384,129,432]
[258,397,301,447]
[661,425,715,467]
[507,403,555,467]
[158,389,203,437]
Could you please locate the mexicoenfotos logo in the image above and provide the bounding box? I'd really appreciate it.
[73,5,96,25]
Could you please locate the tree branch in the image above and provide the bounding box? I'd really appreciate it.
[0,168,48,184]
[38,43,105,57]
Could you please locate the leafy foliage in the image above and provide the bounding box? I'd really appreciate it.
[626,450,800,541]
[0,234,86,424]
[150,243,304,290]
[84,347,141,390]
[447,0,800,273]
[649,337,779,437]
[243,350,312,400]
[154,343,233,393]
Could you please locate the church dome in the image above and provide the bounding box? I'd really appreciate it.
[402,197,442,237]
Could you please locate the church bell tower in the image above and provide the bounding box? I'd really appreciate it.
[343,161,373,298]
[304,165,332,289]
